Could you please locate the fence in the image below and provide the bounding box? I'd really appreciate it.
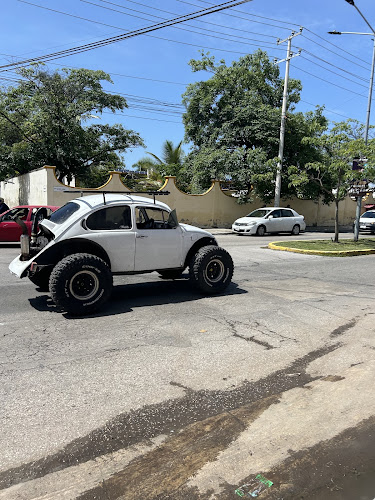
[0,165,360,228]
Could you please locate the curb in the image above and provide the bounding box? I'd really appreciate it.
[268,241,375,257]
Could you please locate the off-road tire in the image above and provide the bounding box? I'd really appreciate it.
[28,268,51,292]
[158,269,183,279]
[50,253,112,315]
[256,225,266,236]
[189,245,233,294]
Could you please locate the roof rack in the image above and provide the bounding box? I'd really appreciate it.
[63,190,170,204]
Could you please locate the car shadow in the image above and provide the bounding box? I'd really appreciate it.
[28,277,247,318]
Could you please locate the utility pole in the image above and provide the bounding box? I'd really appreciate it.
[274,28,302,207]
[330,0,375,242]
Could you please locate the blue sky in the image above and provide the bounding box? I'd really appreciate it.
[1,0,375,168]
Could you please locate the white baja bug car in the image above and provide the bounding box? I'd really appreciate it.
[9,193,234,315]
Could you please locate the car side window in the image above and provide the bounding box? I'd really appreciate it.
[136,207,171,229]
[86,205,132,230]
[3,208,28,221]
[281,209,293,217]
[270,209,282,218]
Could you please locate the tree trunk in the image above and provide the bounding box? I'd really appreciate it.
[334,198,339,243]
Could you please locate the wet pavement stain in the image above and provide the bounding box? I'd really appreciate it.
[330,318,357,338]
[321,375,345,382]
[0,343,341,493]
[229,415,375,500]
[78,395,279,500]
[232,332,274,350]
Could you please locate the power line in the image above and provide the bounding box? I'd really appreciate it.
[175,0,299,29]
[9,0,281,71]
[293,65,368,98]
[0,110,37,144]
[102,110,181,122]
[175,0,372,71]
[303,28,371,68]
[300,55,369,89]
[81,0,280,49]
[97,0,279,39]
[299,99,356,121]
[302,49,369,83]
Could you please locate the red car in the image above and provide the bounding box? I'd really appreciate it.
[0,205,59,242]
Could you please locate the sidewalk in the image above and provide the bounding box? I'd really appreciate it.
[205,226,354,235]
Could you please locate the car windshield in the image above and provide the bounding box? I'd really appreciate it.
[361,212,375,218]
[246,209,271,218]
[49,202,80,224]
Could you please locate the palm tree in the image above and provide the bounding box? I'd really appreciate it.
[147,140,184,175]
[132,157,158,178]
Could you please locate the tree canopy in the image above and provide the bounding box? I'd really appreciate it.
[289,120,375,241]
[182,50,328,202]
[0,65,144,182]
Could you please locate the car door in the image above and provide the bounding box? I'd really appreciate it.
[281,209,295,231]
[134,206,183,271]
[266,209,284,232]
[84,205,136,272]
[0,207,30,242]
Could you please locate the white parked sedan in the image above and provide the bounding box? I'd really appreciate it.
[232,207,306,236]
[358,210,375,233]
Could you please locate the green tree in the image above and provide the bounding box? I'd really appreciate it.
[182,50,327,201]
[289,120,375,242]
[0,65,144,183]
[147,140,184,176]
[147,140,191,192]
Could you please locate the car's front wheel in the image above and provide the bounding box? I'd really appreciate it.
[256,225,266,236]
[189,245,233,294]
[50,253,112,315]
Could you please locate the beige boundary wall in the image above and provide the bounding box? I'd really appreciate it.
[0,165,360,228]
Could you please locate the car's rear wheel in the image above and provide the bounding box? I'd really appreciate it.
[256,225,266,236]
[189,245,233,294]
[28,268,51,292]
[50,253,112,315]
[291,224,300,235]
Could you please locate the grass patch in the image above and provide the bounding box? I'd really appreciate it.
[274,238,375,252]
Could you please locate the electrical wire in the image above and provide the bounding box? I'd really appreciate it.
[97,0,279,39]
[302,49,369,83]
[303,28,371,68]
[4,0,256,71]
[104,112,181,122]
[175,0,300,29]
[176,0,372,71]
[9,0,283,71]
[299,99,356,120]
[293,65,368,98]
[80,0,280,48]
[300,55,369,89]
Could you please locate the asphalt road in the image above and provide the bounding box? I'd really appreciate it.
[0,232,374,499]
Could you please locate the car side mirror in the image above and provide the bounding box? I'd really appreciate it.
[268,215,274,219]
